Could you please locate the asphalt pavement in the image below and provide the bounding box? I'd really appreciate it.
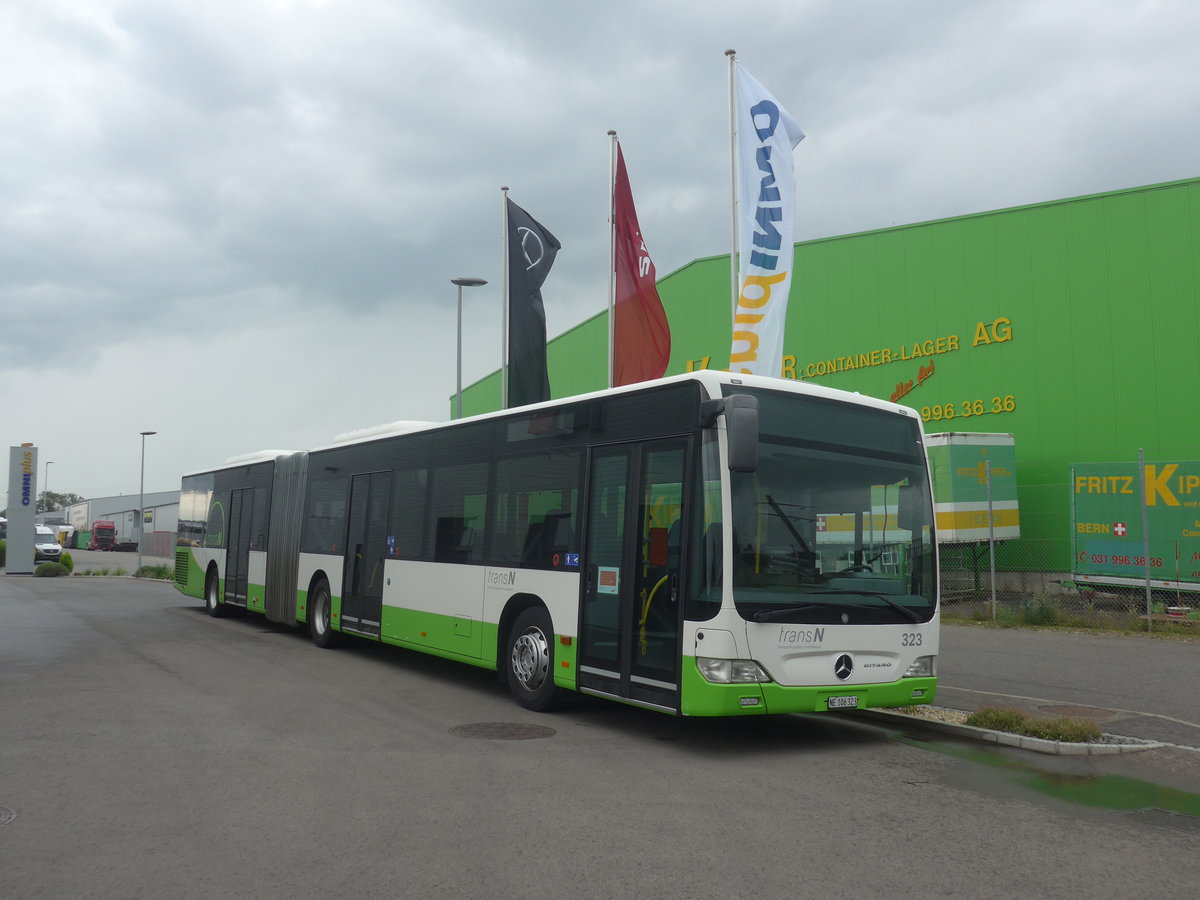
[5,555,1198,749]
[3,575,1198,898]
[937,623,1200,744]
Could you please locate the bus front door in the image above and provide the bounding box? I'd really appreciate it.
[579,439,687,713]
[341,471,391,638]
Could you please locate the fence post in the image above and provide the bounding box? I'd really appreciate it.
[987,460,996,621]
[1138,448,1152,632]
[1069,465,1076,591]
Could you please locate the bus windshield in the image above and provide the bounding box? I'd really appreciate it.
[728,396,935,625]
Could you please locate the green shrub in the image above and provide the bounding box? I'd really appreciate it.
[134,564,172,580]
[964,707,1028,733]
[1020,596,1060,626]
[1024,716,1102,742]
[0,539,6,567]
[59,552,74,573]
[965,706,1101,742]
[34,562,70,577]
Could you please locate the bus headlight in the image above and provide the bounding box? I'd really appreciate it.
[903,656,936,678]
[697,658,772,684]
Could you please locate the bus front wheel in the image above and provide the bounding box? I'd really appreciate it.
[204,569,227,618]
[309,580,340,649]
[506,607,561,712]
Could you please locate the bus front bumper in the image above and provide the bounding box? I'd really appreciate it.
[680,658,937,717]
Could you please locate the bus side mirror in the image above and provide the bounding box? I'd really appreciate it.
[700,393,759,472]
[725,394,759,473]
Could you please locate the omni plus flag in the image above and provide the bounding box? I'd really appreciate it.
[729,63,805,377]
[612,143,670,386]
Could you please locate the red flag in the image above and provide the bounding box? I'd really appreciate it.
[612,144,670,386]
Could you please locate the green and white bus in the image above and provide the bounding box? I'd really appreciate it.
[175,371,939,716]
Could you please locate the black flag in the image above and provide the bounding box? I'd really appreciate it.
[506,198,560,408]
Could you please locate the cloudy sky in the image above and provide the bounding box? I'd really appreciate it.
[3,0,1198,505]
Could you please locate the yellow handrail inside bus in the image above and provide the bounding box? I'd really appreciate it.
[638,575,669,656]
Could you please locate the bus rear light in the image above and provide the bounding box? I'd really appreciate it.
[697,657,771,684]
[903,656,935,678]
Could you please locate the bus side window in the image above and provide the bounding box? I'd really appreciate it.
[301,476,348,555]
[434,517,474,563]
[428,462,488,565]
[492,450,583,570]
[388,467,428,560]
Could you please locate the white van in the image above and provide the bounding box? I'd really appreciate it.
[34,525,63,563]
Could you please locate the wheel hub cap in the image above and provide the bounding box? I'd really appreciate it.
[511,627,549,691]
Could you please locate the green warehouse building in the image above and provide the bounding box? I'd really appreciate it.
[461,176,1200,600]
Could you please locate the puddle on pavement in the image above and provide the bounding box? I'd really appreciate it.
[891,730,1200,817]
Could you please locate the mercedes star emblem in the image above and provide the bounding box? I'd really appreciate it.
[834,654,853,680]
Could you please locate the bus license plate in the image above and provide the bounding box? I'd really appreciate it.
[827,696,858,710]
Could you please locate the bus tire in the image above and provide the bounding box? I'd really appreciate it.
[309,579,340,649]
[506,606,561,712]
[204,568,227,618]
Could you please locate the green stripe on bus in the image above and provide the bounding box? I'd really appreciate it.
[681,657,937,717]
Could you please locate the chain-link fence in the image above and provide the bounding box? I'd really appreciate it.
[937,463,1200,630]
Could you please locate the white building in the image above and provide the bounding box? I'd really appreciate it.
[63,491,179,557]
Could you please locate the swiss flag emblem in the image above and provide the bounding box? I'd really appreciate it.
[1113,522,1127,536]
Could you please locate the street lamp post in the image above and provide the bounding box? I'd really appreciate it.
[42,460,53,524]
[451,277,488,419]
[137,431,157,573]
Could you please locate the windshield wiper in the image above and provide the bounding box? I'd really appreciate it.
[805,589,923,623]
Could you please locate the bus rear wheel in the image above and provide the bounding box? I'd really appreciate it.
[506,607,561,712]
[309,579,340,649]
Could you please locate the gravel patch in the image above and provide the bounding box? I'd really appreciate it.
[882,705,970,724]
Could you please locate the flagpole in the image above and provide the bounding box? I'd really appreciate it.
[607,130,618,389]
[501,185,510,410]
[726,48,739,330]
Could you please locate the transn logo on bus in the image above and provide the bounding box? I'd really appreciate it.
[487,569,517,589]
[777,626,824,646]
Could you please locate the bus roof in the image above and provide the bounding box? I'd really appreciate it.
[187,372,921,473]
[304,371,921,453]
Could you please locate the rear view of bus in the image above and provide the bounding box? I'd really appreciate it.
[679,380,938,715]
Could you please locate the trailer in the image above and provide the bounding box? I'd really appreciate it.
[1070,459,1200,606]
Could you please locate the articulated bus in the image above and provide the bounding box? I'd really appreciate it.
[174,371,939,716]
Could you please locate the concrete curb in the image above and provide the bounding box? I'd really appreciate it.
[852,708,1165,756]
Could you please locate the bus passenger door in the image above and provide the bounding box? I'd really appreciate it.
[224,488,254,607]
[341,472,391,638]
[578,439,687,713]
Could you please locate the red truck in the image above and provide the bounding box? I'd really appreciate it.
[88,520,118,551]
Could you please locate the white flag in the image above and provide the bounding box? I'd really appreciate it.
[730,63,805,377]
